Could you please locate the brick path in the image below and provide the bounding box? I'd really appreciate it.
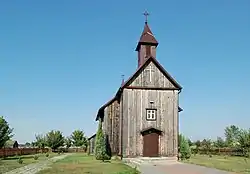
[4,154,70,174]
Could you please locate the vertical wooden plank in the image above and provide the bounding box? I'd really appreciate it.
[132,89,137,156]
[135,90,140,156]
[173,90,178,156]
[139,89,143,156]
[119,99,123,156]
[122,90,128,157]
[163,91,168,156]
[128,89,133,156]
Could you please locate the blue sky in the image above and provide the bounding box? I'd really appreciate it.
[0,0,249,143]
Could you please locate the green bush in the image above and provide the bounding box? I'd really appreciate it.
[179,134,191,160]
[95,120,111,161]
[45,153,49,157]
[17,157,23,164]
[34,155,39,160]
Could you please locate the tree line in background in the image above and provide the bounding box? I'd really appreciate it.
[32,129,88,152]
[179,125,250,160]
[2,115,250,161]
[0,116,88,151]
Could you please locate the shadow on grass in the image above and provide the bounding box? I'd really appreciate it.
[3,157,28,160]
[103,160,111,163]
[1,155,39,160]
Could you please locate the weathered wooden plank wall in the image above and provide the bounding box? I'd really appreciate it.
[120,61,179,157]
[129,62,176,88]
[102,100,120,155]
[122,89,178,157]
[88,135,96,154]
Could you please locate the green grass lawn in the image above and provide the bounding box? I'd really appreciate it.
[0,153,58,173]
[184,154,250,174]
[37,154,139,174]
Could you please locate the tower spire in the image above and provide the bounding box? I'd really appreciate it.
[136,11,158,67]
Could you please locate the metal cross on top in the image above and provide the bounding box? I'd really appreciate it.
[143,11,150,23]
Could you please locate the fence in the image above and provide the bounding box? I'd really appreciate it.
[56,147,87,153]
[0,148,49,158]
[192,147,247,156]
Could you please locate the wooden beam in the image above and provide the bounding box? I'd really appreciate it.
[125,86,179,90]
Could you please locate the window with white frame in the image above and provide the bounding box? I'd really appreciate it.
[146,109,157,121]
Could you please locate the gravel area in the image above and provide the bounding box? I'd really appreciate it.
[4,154,70,174]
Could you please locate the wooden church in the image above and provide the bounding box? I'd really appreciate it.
[89,15,183,159]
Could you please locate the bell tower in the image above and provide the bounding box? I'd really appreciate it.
[136,11,158,68]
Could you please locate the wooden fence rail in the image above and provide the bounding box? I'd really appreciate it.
[192,147,247,156]
[0,148,49,158]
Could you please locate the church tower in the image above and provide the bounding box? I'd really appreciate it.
[136,11,158,68]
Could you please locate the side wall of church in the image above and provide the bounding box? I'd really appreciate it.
[122,88,179,157]
[102,100,120,155]
[88,135,96,154]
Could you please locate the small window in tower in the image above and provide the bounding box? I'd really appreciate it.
[146,108,157,121]
[145,45,151,56]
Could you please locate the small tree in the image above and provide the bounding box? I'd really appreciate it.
[201,139,212,154]
[194,140,201,148]
[13,141,19,148]
[214,137,226,148]
[71,130,87,148]
[187,138,193,147]
[225,125,240,147]
[179,134,191,160]
[237,129,250,156]
[35,134,47,148]
[25,142,31,147]
[65,137,72,149]
[4,140,14,148]
[46,130,64,151]
[0,116,14,148]
[95,120,110,161]
[31,141,36,147]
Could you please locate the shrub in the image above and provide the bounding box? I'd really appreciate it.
[17,157,23,164]
[45,153,49,157]
[13,141,19,148]
[34,155,39,160]
[111,156,121,160]
[95,120,111,161]
[179,134,191,160]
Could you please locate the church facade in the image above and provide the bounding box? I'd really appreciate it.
[89,20,183,158]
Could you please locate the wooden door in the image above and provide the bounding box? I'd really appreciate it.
[143,132,159,157]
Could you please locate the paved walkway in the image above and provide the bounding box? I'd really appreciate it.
[4,154,70,174]
[140,162,234,174]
